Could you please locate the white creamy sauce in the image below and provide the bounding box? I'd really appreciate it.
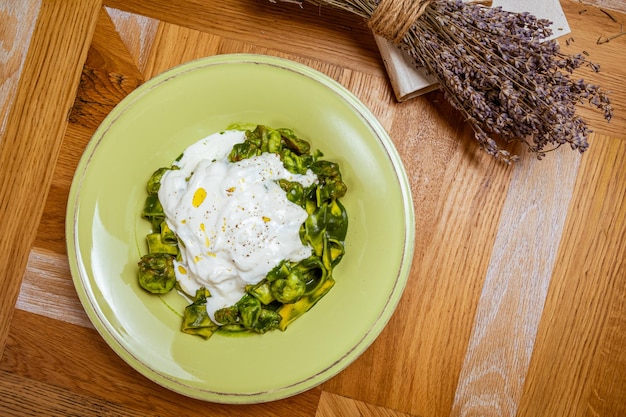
[158,130,317,323]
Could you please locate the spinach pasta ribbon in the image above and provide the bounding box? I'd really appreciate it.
[137,124,348,339]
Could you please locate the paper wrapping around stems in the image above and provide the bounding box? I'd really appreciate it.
[377,0,572,101]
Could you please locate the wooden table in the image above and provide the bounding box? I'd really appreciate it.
[1,1,625,416]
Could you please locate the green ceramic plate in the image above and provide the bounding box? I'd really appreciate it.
[66,54,414,404]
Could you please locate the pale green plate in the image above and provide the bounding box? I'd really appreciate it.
[66,54,414,404]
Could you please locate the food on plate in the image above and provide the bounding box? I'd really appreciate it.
[137,125,348,339]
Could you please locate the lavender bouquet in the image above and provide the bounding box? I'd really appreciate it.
[272,0,613,162]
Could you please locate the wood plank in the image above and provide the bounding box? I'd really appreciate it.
[34,123,95,254]
[35,8,149,253]
[142,22,222,79]
[85,8,144,77]
[0,309,322,416]
[0,371,144,417]
[560,1,626,139]
[16,248,92,329]
[69,7,144,130]
[580,0,626,13]
[0,0,102,356]
[216,37,348,86]
[105,7,160,74]
[0,0,41,135]
[584,278,626,417]
[316,391,415,417]
[33,183,71,255]
[103,0,384,77]
[450,143,582,416]
[517,133,626,416]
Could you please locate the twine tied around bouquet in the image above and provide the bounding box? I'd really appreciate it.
[368,0,431,44]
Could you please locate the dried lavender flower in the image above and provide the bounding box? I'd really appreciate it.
[272,0,613,163]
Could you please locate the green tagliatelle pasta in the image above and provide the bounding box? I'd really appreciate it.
[137,125,348,339]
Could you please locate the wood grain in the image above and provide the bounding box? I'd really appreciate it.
[34,123,95,255]
[0,0,101,355]
[104,0,384,76]
[560,1,626,139]
[0,0,41,136]
[451,147,582,417]
[2,0,625,416]
[316,391,415,417]
[105,7,159,74]
[0,370,145,417]
[16,248,93,329]
[517,133,626,417]
[142,22,221,79]
[0,310,322,416]
[580,0,626,13]
[69,7,144,130]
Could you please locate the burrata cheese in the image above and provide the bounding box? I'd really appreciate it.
[158,130,318,322]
